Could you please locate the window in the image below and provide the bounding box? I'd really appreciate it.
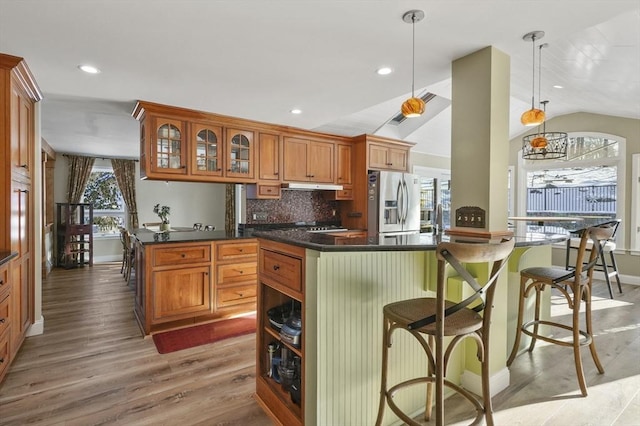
[82,166,126,237]
[518,132,625,246]
[415,166,451,230]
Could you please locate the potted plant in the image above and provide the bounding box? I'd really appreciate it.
[153,204,171,231]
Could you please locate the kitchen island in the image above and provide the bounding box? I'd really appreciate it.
[132,230,258,335]
[253,227,567,426]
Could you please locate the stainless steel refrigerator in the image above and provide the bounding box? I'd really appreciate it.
[367,170,421,236]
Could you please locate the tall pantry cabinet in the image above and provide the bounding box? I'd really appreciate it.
[0,53,42,383]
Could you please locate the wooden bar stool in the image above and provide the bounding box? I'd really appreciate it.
[507,225,615,396]
[565,219,622,299]
[375,238,515,426]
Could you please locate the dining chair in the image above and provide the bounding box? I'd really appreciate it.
[375,238,515,426]
[565,219,622,299]
[119,228,135,284]
[118,227,128,275]
[508,225,615,396]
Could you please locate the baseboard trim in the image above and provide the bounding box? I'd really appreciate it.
[26,315,45,336]
[461,366,510,397]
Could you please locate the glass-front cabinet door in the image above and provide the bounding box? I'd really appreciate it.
[225,128,254,180]
[191,123,223,177]
[151,117,187,175]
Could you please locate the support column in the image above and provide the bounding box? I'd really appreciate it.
[451,46,510,233]
[450,46,512,395]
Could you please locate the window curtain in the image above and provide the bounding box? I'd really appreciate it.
[111,159,139,230]
[225,184,235,234]
[66,155,95,204]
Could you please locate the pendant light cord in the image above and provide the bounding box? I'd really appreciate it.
[530,34,536,109]
[411,14,416,97]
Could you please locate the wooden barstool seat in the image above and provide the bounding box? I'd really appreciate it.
[376,238,515,426]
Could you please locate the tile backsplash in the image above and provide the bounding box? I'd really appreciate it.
[245,190,340,224]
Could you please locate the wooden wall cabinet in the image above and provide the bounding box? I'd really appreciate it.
[225,128,255,180]
[340,135,414,230]
[368,141,409,172]
[1,54,41,379]
[255,239,305,426]
[257,132,281,181]
[134,102,258,183]
[283,137,334,183]
[191,122,224,178]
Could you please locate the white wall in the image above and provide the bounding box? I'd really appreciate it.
[53,157,227,262]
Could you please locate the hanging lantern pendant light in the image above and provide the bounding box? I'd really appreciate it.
[520,31,546,126]
[401,10,426,118]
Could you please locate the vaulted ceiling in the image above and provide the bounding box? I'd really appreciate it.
[1,1,638,159]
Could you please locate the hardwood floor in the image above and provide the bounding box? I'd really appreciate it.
[0,263,638,425]
[0,263,272,426]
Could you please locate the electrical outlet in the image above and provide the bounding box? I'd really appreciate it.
[254,212,268,221]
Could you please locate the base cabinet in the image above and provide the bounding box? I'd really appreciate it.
[0,268,11,383]
[255,239,305,426]
[152,266,211,322]
[134,238,257,335]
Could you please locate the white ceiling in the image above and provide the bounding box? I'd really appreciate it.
[0,1,638,159]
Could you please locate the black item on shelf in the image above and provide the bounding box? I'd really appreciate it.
[290,377,301,406]
[267,303,293,331]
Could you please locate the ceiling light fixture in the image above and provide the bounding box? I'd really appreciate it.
[290,109,302,114]
[78,64,100,74]
[400,10,425,118]
[522,42,568,160]
[522,100,568,160]
[520,31,545,126]
[376,67,392,75]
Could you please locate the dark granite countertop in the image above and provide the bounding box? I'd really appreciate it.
[133,229,255,245]
[253,227,569,252]
[0,250,18,266]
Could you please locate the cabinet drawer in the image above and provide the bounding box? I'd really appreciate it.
[153,244,211,267]
[0,328,9,379]
[260,249,302,293]
[0,293,10,337]
[335,188,353,200]
[216,241,258,261]
[217,262,258,286]
[217,284,257,308]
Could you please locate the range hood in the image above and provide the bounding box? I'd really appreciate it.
[281,182,344,191]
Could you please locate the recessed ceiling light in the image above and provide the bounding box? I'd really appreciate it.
[78,64,100,74]
[290,109,302,114]
[376,67,392,75]
[553,85,563,89]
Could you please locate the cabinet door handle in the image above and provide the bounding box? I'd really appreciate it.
[0,357,4,364]
[181,253,186,258]
[0,318,5,323]
[19,189,29,193]
[0,280,4,285]
[273,265,280,271]
[20,164,28,169]
[181,165,186,169]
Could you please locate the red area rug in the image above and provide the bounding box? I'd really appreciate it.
[152,314,256,354]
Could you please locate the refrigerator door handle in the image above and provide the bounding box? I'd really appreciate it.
[396,180,403,224]
[402,179,409,224]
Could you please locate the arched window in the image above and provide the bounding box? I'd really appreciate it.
[518,132,626,247]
